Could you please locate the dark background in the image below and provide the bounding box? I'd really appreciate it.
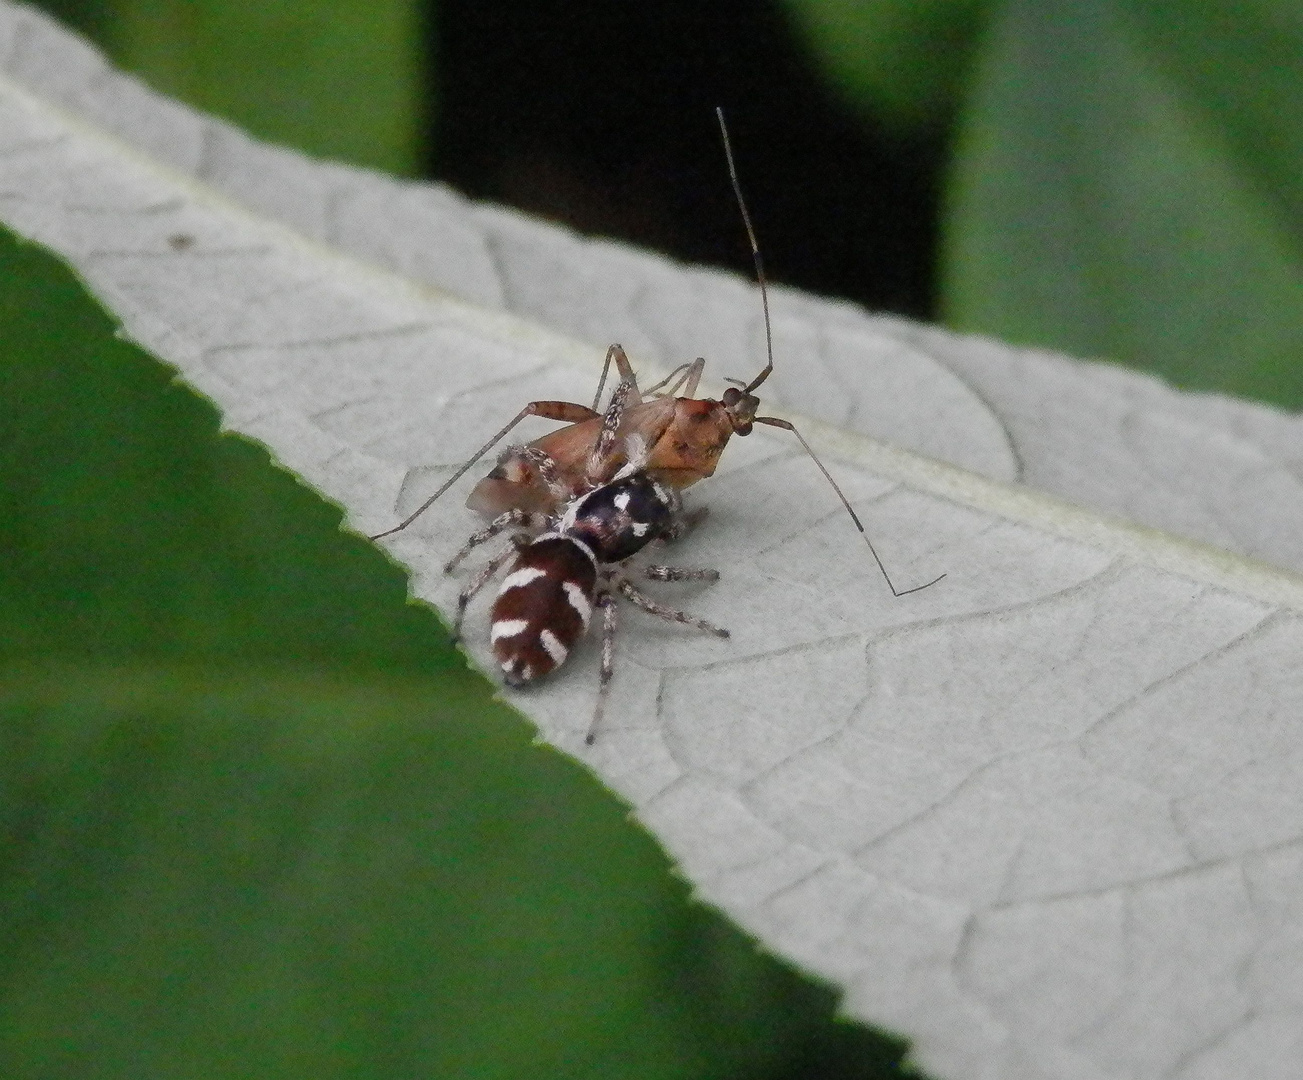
[432,0,944,320]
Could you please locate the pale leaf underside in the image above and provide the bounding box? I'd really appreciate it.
[3,6,1303,1078]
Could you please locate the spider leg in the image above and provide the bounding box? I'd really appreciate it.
[661,505,708,543]
[586,376,639,483]
[520,446,570,505]
[643,565,719,583]
[451,540,524,643]
[584,594,620,745]
[615,577,729,638]
[444,509,547,574]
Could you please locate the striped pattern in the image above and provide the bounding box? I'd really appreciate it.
[490,537,597,686]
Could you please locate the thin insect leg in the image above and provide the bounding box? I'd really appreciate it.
[586,377,638,482]
[444,509,545,574]
[451,542,521,643]
[615,577,729,638]
[369,400,598,540]
[591,344,617,413]
[641,362,692,395]
[649,356,704,398]
[612,344,639,384]
[644,565,720,582]
[753,415,946,597]
[585,594,619,745]
[642,360,703,398]
[679,356,707,398]
[592,344,641,412]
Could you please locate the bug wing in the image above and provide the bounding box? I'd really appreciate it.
[464,471,557,518]
[611,397,678,479]
[464,398,682,518]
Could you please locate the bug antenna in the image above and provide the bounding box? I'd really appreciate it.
[752,415,946,597]
[715,107,773,395]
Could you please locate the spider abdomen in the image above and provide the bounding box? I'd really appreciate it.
[490,536,598,686]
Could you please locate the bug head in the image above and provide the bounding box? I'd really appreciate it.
[721,384,760,435]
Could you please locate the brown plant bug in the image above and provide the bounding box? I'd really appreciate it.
[371,109,944,598]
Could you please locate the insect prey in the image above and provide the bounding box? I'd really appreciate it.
[369,109,944,598]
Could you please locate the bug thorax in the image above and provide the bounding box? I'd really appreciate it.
[560,472,677,564]
[721,385,759,436]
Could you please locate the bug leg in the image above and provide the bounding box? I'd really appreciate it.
[678,357,707,398]
[584,594,620,745]
[591,347,613,412]
[369,399,599,541]
[643,565,719,583]
[451,541,522,643]
[591,344,644,412]
[641,361,696,397]
[444,509,546,574]
[615,577,729,638]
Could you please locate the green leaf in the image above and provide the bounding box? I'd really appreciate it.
[50,0,428,175]
[942,0,1303,406]
[0,224,914,1077]
[0,668,688,1078]
[1126,0,1303,241]
[0,231,445,670]
[779,0,988,133]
